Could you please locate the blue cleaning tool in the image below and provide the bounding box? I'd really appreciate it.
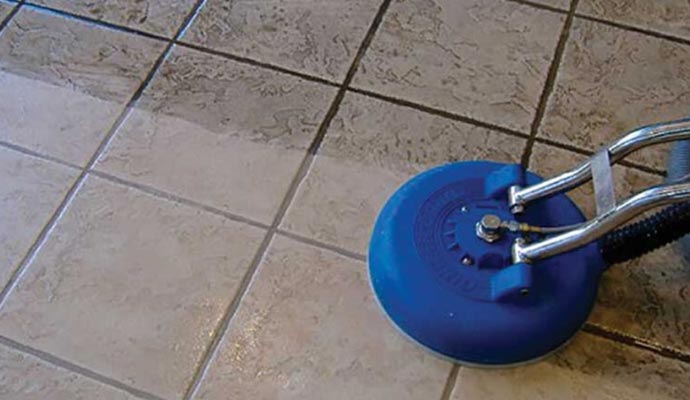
[369,119,690,366]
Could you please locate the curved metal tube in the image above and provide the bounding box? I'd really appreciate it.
[512,182,690,263]
[509,119,690,212]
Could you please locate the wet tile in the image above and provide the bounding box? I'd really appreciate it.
[33,0,198,37]
[194,235,451,400]
[0,8,165,165]
[0,176,265,399]
[579,0,690,41]
[0,344,137,400]
[352,0,565,132]
[183,0,380,81]
[0,1,15,21]
[530,143,690,353]
[97,45,336,224]
[539,18,690,171]
[451,332,690,400]
[0,148,77,292]
[282,92,526,254]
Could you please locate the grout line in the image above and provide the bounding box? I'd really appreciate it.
[521,0,579,169]
[182,1,392,398]
[507,0,568,14]
[276,229,367,262]
[23,2,169,41]
[0,335,167,400]
[0,140,82,171]
[89,170,270,231]
[582,323,690,364]
[0,0,21,31]
[439,364,461,400]
[176,41,340,88]
[575,13,690,48]
[348,87,531,141]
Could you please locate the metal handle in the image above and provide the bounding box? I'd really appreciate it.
[508,118,690,213]
[512,182,690,263]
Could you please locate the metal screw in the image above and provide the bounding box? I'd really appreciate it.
[461,256,474,266]
[461,206,469,213]
[520,288,529,296]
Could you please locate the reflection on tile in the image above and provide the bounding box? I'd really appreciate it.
[0,148,77,291]
[352,0,564,132]
[530,143,690,353]
[195,235,451,400]
[0,1,15,21]
[0,344,136,400]
[451,333,690,400]
[97,45,336,223]
[0,176,265,399]
[539,18,690,171]
[282,92,526,254]
[33,0,198,37]
[579,0,690,41]
[183,0,380,81]
[0,8,165,165]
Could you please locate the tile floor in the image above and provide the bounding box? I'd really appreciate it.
[0,0,689,399]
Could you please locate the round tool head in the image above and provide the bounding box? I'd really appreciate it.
[369,161,606,366]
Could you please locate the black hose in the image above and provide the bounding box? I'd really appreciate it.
[599,140,690,265]
[599,202,690,265]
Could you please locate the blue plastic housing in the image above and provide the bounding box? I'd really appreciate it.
[369,161,607,366]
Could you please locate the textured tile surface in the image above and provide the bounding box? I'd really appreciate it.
[282,92,526,254]
[579,0,690,41]
[451,333,690,400]
[183,0,380,81]
[352,0,565,132]
[532,0,571,10]
[0,8,165,165]
[0,148,77,292]
[98,46,336,223]
[530,144,690,354]
[539,18,690,171]
[0,344,136,400]
[33,0,198,37]
[0,176,265,399]
[194,235,451,400]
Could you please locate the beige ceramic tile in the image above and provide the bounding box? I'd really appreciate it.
[579,0,690,41]
[0,1,15,21]
[282,92,526,254]
[530,0,571,10]
[0,8,165,165]
[539,18,690,171]
[97,45,336,224]
[0,148,78,292]
[352,0,565,132]
[183,0,380,81]
[530,143,690,353]
[451,332,690,400]
[33,0,198,37]
[0,344,137,400]
[0,176,266,399]
[194,235,451,400]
